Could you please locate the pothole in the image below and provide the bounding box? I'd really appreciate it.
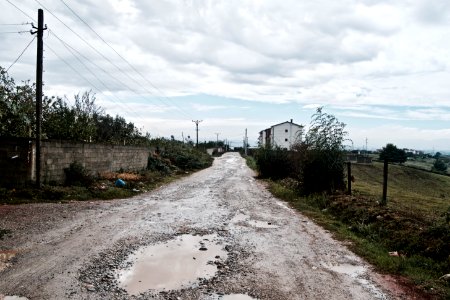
[221,294,257,300]
[248,220,278,229]
[231,213,278,229]
[116,234,227,295]
[0,296,29,300]
[322,263,366,278]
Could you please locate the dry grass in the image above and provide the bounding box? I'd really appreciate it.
[99,172,143,181]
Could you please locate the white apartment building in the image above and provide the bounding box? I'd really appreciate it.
[259,119,304,149]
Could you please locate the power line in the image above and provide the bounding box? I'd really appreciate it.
[7,36,36,72]
[0,31,30,34]
[48,30,171,116]
[0,22,32,26]
[5,1,36,22]
[58,0,194,119]
[44,41,162,134]
[36,0,191,120]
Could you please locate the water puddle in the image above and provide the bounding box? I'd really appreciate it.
[0,250,17,272]
[0,296,29,300]
[248,220,278,229]
[231,213,278,229]
[221,294,257,300]
[117,234,227,295]
[322,263,366,278]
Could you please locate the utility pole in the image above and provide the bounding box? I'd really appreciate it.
[192,120,202,147]
[244,128,248,156]
[215,132,220,148]
[31,9,47,188]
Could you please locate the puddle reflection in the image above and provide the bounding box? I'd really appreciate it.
[117,234,226,295]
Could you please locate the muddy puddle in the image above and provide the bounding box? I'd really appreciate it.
[322,262,366,278]
[117,234,227,295]
[221,294,257,300]
[231,213,278,229]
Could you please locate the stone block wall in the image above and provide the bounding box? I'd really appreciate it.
[0,137,150,185]
[41,140,150,183]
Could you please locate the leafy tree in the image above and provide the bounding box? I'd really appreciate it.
[44,96,76,140]
[292,107,348,194]
[379,143,407,163]
[0,67,38,137]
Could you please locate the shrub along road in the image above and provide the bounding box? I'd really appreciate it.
[0,152,408,299]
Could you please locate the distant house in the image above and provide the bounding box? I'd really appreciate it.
[258,119,303,149]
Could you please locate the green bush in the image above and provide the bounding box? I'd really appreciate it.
[64,161,94,186]
[254,146,292,179]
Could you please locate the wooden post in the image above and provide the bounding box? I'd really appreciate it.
[34,9,45,188]
[347,161,351,195]
[381,159,388,205]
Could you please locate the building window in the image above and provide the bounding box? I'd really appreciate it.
[285,129,288,133]
[285,138,288,142]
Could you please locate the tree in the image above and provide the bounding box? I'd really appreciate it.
[291,107,348,194]
[0,67,39,137]
[433,159,447,173]
[379,143,407,163]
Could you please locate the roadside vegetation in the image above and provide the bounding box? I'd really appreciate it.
[248,108,450,299]
[0,139,213,204]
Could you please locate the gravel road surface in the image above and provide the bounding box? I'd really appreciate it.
[0,152,404,299]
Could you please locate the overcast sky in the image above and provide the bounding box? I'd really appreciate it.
[1,0,450,151]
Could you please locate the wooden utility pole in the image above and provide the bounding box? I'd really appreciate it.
[347,162,352,195]
[32,9,46,187]
[192,120,202,147]
[381,159,388,205]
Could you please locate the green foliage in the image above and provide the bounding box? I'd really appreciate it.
[147,154,172,174]
[1,67,150,145]
[379,143,407,163]
[151,138,213,171]
[0,66,40,137]
[254,146,292,179]
[253,108,347,194]
[291,107,347,194]
[432,158,448,173]
[64,162,94,186]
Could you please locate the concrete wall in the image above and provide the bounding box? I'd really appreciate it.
[0,137,150,185]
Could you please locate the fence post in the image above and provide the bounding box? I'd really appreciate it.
[381,159,388,205]
[347,161,352,195]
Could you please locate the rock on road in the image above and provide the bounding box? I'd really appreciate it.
[0,152,398,299]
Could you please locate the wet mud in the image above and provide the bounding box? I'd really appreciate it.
[0,153,405,299]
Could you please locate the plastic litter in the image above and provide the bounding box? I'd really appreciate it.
[115,178,126,187]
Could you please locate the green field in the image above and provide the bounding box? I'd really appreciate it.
[351,162,450,219]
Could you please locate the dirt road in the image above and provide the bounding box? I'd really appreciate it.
[1,152,400,299]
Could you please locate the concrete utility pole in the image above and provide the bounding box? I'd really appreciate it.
[192,120,202,147]
[31,9,47,187]
[215,132,220,148]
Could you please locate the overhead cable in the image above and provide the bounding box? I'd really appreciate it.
[58,0,194,119]
[7,36,36,72]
